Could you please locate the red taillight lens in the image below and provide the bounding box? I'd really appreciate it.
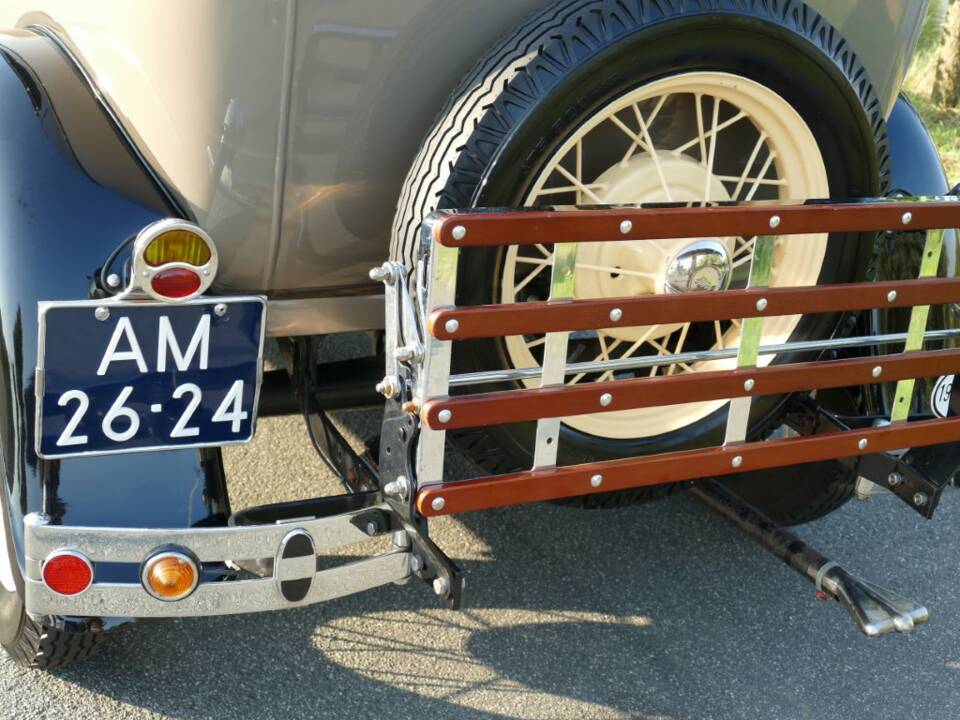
[150,268,202,299]
[42,551,93,596]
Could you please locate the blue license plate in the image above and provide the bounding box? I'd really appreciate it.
[36,298,266,459]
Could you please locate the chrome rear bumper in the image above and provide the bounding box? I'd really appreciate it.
[23,509,412,618]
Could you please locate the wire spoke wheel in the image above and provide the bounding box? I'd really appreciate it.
[500,72,830,439]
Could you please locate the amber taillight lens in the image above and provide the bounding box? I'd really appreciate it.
[142,552,199,601]
[143,229,212,267]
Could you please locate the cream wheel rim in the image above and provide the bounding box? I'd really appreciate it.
[500,72,830,439]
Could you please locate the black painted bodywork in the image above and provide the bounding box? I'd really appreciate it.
[0,30,230,602]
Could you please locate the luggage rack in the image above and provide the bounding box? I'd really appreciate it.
[368,195,960,636]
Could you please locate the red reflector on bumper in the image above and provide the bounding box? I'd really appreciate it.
[42,551,93,596]
[150,268,202,299]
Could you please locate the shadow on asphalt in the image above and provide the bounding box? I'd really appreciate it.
[46,487,960,719]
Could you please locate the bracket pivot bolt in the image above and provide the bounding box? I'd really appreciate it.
[731,456,743,468]
[409,555,424,573]
[620,220,633,235]
[590,474,603,488]
[94,307,110,322]
[599,393,613,407]
[431,496,446,512]
[437,409,453,424]
[433,576,450,596]
[365,521,379,536]
[887,472,902,487]
[451,225,467,241]
[769,215,781,229]
[609,308,623,323]
[106,273,121,289]
[913,492,928,507]
[444,318,460,334]
[902,212,913,225]
[214,303,228,317]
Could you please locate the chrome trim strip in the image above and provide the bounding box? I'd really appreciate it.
[265,295,385,336]
[262,0,300,292]
[26,552,409,618]
[34,296,267,460]
[448,328,960,388]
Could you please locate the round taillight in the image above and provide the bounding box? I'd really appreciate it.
[131,219,217,302]
[150,268,202,299]
[142,551,199,601]
[42,551,93,596]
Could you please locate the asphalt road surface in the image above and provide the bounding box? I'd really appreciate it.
[5,395,960,718]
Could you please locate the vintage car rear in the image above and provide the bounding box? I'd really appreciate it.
[0,0,957,669]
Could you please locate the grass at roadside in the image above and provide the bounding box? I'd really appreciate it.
[904,0,959,183]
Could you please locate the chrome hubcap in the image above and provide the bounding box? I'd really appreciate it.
[665,240,732,294]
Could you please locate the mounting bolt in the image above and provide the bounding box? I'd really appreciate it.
[756,298,768,312]
[444,318,460,334]
[94,306,110,321]
[769,215,781,229]
[401,400,421,415]
[743,378,755,392]
[433,576,450,596]
[620,220,633,235]
[384,476,410,500]
[214,303,228,317]
[887,472,902,487]
[590,474,603,488]
[409,554,424,573]
[902,212,913,225]
[872,366,883,378]
[599,393,613,407]
[365,521,379,536]
[437,409,453,424]
[609,308,623,323]
[887,290,898,303]
[376,376,399,399]
[858,438,869,451]
[913,492,928,507]
[392,530,411,549]
[431,496,446,512]
[731,456,743,468]
[394,344,422,363]
[451,225,467,241]
[369,263,396,284]
[105,273,121,289]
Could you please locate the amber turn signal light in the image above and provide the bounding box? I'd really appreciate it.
[141,551,199,601]
[42,550,93,596]
[143,229,212,267]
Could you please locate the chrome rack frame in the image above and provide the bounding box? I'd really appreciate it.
[369,194,960,633]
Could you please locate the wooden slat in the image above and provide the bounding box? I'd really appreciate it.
[421,348,960,430]
[435,200,960,248]
[416,416,960,516]
[430,277,960,340]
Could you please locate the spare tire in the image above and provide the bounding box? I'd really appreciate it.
[391,0,889,520]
